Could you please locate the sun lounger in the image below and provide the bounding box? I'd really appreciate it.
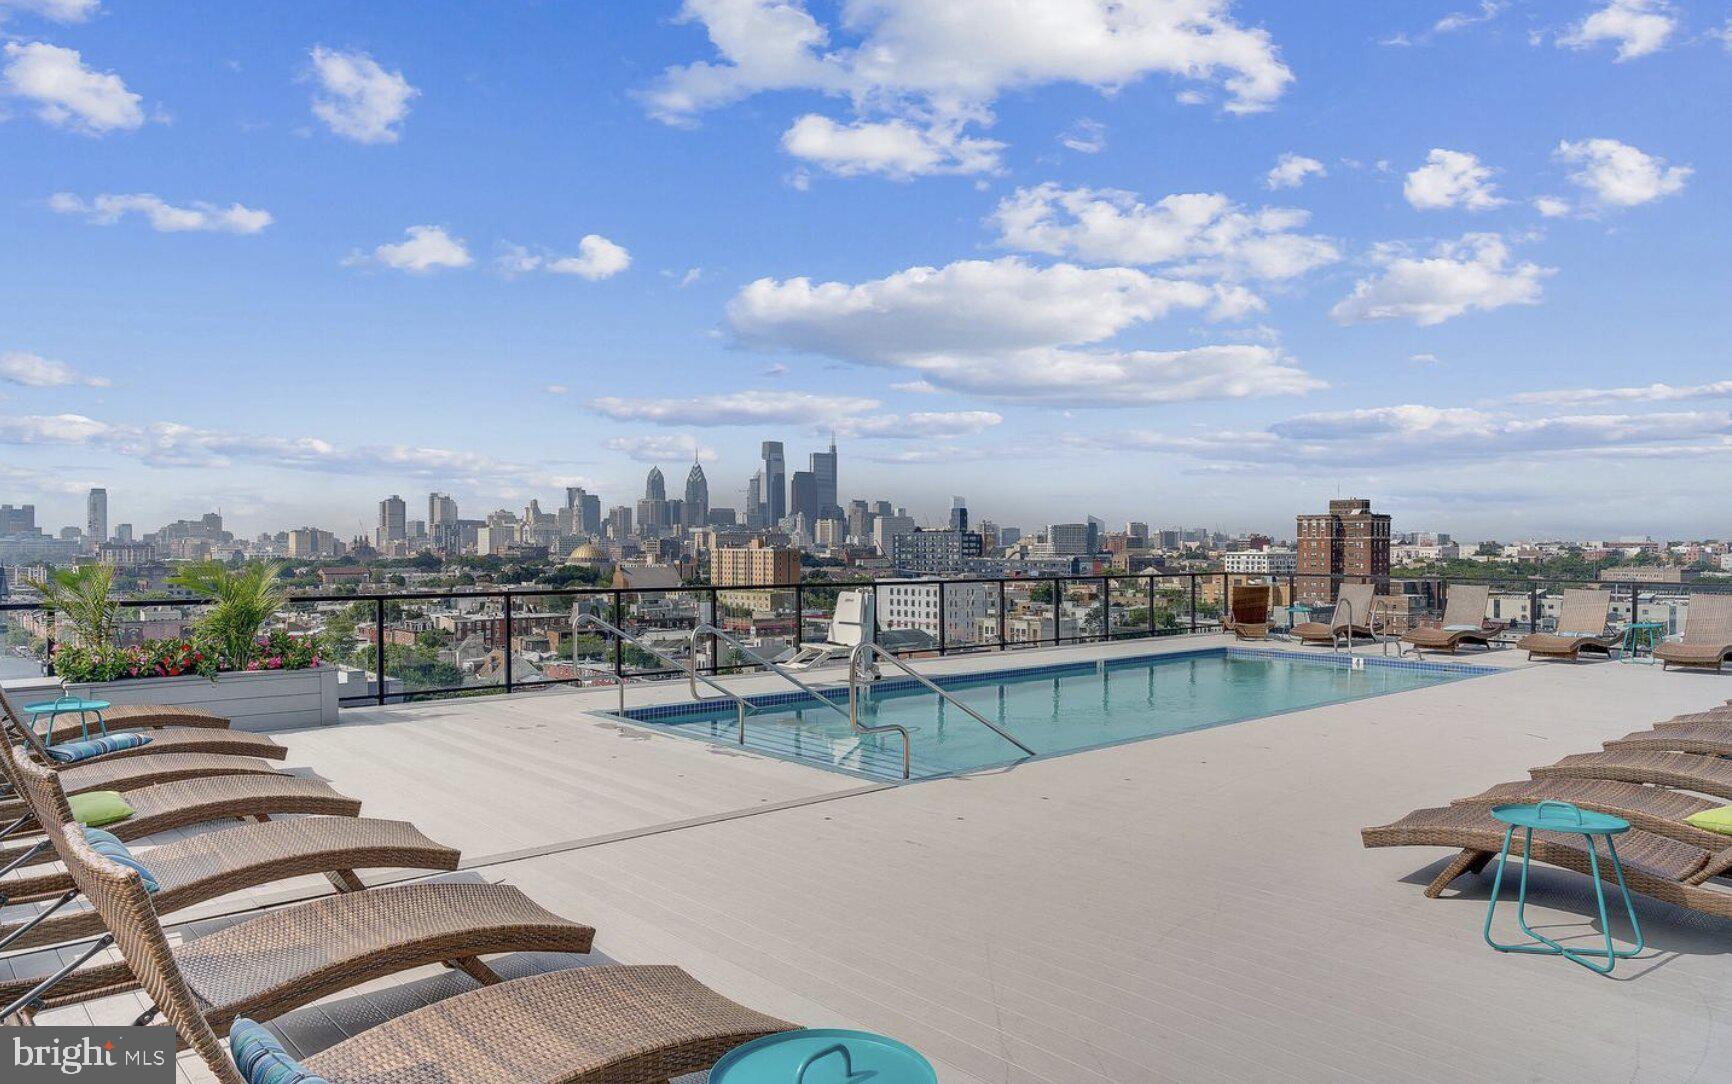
[1654,594,1732,672]
[0,752,283,824]
[1529,749,1732,801]
[0,746,458,952]
[1400,584,1506,655]
[1514,589,1618,661]
[1225,583,1271,641]
[1362,803,1732,913]
[14,825,795,1082]
[1605,724,1732,757]
[1,688,284,763]
[1452,778,1732,852]
[34,701,232,746]
[1290,584,1379,646]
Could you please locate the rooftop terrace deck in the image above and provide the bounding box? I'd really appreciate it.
[21,635,1732,1082]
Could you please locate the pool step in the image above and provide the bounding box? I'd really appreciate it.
[662,716,937,780]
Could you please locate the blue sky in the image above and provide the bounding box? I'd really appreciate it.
[2,0,1728,540]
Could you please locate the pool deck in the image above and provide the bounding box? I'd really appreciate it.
[17,633,1732,1082]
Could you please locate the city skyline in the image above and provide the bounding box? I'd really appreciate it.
[3,3,1729,538]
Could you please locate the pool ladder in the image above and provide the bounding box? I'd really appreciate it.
[1332,597,1403,657]
[846,643,1037,780]
[572,613,756,745]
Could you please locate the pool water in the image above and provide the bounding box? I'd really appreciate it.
[625,648,1481,781]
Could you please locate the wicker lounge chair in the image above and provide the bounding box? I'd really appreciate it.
[1529,749,1732,801]
[19,830,794,1083]
[1451,778,1732,852]
[0,747,458,951]
[1605,725,1732,757]
[1361,803,1732,911]
[1654,594,1732,672]
[0,687,284,763]
[1290,584,1380,646]
[1399,585,1506,655]
[1514,589,1618,661]
[32,701,233,746]
[1225,584,1272,641]
[0,752,283,824]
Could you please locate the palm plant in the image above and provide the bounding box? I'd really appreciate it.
[36,563,121,660]
[170,560,288,672]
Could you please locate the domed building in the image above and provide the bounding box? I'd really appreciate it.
[565,542,613,576]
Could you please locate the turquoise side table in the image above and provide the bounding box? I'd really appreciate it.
[1620,622,1667,664]
[22,696,112,741]
[711,1029,937,1083]
[1484,801,1643,975]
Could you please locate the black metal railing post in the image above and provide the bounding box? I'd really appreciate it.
[1146,575,1156,638]
[1051,577,1062,646]
[42,609,54,676]
[1629,580,1639,626]
[708,587,719,674]
[502,592,514,694]
[1286,572,1296,630]
[997,579,1008,650]
[1099,576,1110,642]
[793,583,804,651]
[373,597,386,706]
[1220,571,1229,633]
[1528,580,1540,633]
[611,590,624,680]
[1189,575,1199,634]
[937,580,947,656]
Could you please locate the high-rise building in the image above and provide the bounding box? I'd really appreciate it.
[1297,498,1391,602]
[606,505,633,540]
[745,473,764,529]
[949,497,969,533]
[644,466,666,502]
[789,470,817,521]
[86,488,107,544]
[892,526,983,574]
[712,538,800,586]
[376,495,407,547]
[428,493,458,527]
[683,459,709,526]
[809,437,838,517]
[0,504,37,535]
[113,523,134,543]
[565,487,602,535]
[1047,523,1092,555]
[760,441,786,524]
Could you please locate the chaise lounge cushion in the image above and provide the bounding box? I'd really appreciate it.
[44,732,152,764]
[1684,805,1732,837]
[66,789,135,827]
[81,827,159,892]
[230,1019,330,1084]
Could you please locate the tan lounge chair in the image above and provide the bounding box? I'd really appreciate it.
[1514,589,1618,661]
[1361,803,1732,912]
[0,743,458,952]
[1605,725,1732,757]
[1451,778,1732,852]
[0,753,283,824]
[0,687,284,763]
[1400,584,1507,655]
[1529,749,1732,801]
[33,700,233,745]
[1225,583,1271,641]
[1655,594,1732,672]
[16,828,794,1083]
[1290,584,1379,646]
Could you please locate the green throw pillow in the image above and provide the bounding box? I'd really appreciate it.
[1684,805,1732,836]
[67,790,135,828]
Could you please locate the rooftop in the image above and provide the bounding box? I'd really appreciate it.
[14,634,1732,1082]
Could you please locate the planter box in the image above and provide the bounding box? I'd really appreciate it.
[63,666,339,732]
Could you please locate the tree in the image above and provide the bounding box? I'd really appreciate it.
[35,564,120,661]
[170,560,289,671]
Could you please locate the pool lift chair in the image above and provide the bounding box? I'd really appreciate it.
[782,590,875,672]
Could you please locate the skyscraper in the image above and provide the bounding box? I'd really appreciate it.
[760,441,786,524]
[809,436,838,518]
[745,472,764,529]
[683,458,709,526]
[644,466,666,502]
[1297,498,1391,602]
[949,496,969,533]
[564,487,602,535]
[789,470,817,521]
[376,495,406,546]
[86,488,107,544]
[428,493,458,528]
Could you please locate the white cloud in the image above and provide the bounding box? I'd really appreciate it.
[0,0,101,22]
[495,235,632,280]
[1715,19,1732,50]
[47,192,272,234]
[543,384,569,395]
[346,225,472,273]
[1533,196,1572,217]
[1554,138,1689,209]
[990,184,1340,282]
[591,390,882,426]
[308,45,417,144]
[1058,117,1106,154]
[643,0,1292,172]
[835,410,1003,439]
[1557,0,1676,61]
[1507,380,1732,406]
[0,350,109,388]
[605,434,718,463]
[1265,153,1325,190]
[1,41,142,134]
[1409,353,1442,365]
[1434,1,1504,33]
[781,114,1004,178]
[891,379,939,394]
[1403,149,1506,211]
[726,256,1322,405]
[1331,233,1551,326]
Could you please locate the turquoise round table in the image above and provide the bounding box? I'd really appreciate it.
[1619,621,1667,664]
[711,1029,937,1083]
[21,696,112,741]
[1483,801,1643,974]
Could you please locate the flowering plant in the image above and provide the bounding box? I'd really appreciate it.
[51,631,319,684]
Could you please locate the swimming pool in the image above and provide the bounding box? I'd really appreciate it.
[620,647,1485,781]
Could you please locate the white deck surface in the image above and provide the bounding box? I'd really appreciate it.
[19,634,1732,1082]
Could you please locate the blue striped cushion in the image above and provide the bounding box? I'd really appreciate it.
[81,827,159,893]
[44,732,152,763]
[230,1019,329,1084]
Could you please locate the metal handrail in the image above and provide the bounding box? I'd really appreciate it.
[687,624,851,722]
[847,642,1037,780]
[572,613,753,744]
[1331,598,1357,653]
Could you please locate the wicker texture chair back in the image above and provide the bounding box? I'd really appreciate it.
[1230,584,1270,625]
[0,685,55,761]
[1682,594,1732,645]
[0,718,69,828]
[1332,584,1376,630]
[1439,584,1490,627]
[1555,589,1611,635]
[52,815,247,1084]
